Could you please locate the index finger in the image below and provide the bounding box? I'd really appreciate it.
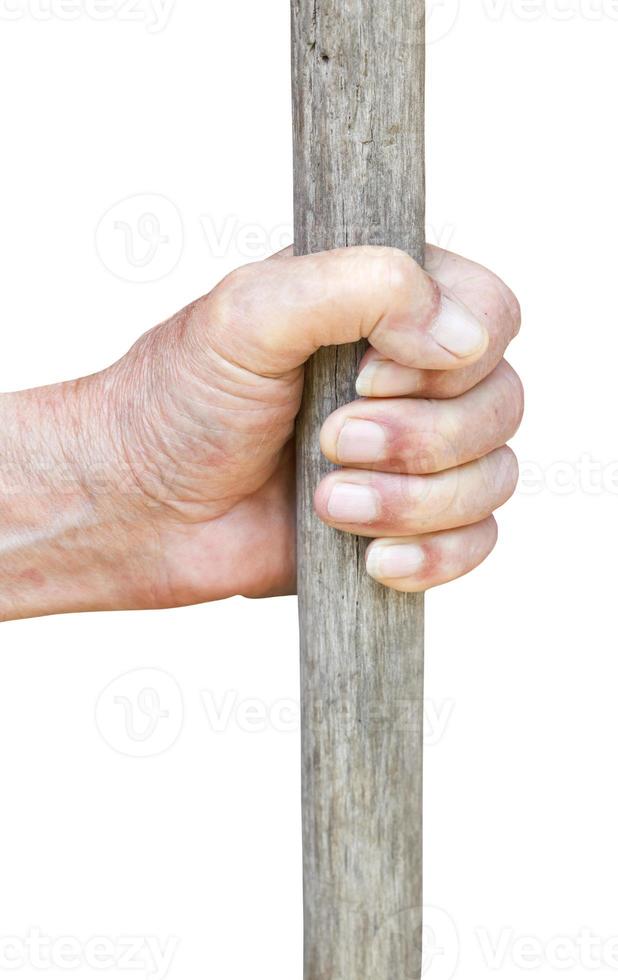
[357,245,521,399]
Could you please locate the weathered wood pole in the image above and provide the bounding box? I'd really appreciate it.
[292,1,426,977]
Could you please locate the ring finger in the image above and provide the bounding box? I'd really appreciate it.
[314,446,518,538]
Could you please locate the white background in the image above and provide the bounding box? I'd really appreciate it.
[0,1,616,977]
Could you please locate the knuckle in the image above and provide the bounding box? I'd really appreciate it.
[498,445,520,495]
[220,262,259,294]
[206,262,260,322]
[478,447,518,504]
[388,401,460,473]
[474,267,521,342]
[501,282,522,335]
[417,363,489,401]
[412,422,459,474]
[505,362,525,429]
[492,276,522,338]
[397,472,446,524]
[381,246,420,295]
[416,373,465,400]
[421,540,443,582]
[494,360,525,433]
[486,514,500,546]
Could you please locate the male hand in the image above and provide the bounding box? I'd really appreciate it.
[0,245,522,619]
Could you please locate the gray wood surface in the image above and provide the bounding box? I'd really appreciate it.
[292,1,426,977]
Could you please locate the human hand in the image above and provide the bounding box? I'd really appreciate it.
[0,245,522,619]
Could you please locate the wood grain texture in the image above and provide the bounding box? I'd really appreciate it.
[292,1,426,977]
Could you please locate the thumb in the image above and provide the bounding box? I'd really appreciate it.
[192,246,488,378]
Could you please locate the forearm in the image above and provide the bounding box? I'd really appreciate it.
[0,378,152,621]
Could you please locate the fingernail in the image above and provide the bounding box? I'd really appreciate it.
[356,364,378,396]
[337,420,386,463]
[367,543,425,580]
[327,483,380,523]
[431,294,486,358]
[357,361,422,398]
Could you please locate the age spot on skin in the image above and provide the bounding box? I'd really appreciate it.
[19,568,46,587]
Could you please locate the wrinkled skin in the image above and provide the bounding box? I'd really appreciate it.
[0,245,522,620]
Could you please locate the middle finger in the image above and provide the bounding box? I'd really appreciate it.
[320,359,524,476]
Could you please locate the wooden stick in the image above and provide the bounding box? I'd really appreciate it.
[292,1,426,976]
